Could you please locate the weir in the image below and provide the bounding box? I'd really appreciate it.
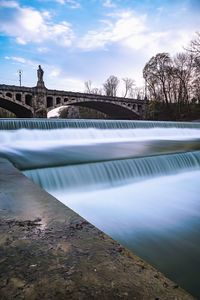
[24,151,200,192]
[0,119,200,299]
[0,118,200,129]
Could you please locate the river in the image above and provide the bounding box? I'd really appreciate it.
[0,119,200,298]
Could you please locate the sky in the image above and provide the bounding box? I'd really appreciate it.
[0,0,200,95]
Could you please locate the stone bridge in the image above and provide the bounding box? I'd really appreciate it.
[0,66,146,119]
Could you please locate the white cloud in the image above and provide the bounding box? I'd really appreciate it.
[49,67,61,77]
[42,10,52,20]
[102,0,116,8]
[78,9,196,56]
[48,76,84,91]
[5,56,36,66]
[56,0,65,4]
[37,47,49,53]
[1,2,195,55]
[78,10,147,50]
[46,66,84,91]
[0,0,18,8]
[125,29,196,56]
[0,1,74,46]
[1,1,198,90]
[55,0,81,8]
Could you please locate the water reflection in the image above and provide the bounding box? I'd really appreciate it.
[52,171,200,298]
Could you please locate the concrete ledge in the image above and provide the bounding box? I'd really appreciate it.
[0,158,195,299]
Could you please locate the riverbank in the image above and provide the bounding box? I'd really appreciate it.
[0,158,195,299]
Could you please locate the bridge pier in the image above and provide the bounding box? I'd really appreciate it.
[32,66,48,118]
[33,87,47,118]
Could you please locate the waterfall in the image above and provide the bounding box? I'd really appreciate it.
[1,120,200,170]
[24,151,200,193]
[0,118,200,130]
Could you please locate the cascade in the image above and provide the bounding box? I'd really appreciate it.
[1,121,200,170]
[0,118,200,130]
[24,151,200,192]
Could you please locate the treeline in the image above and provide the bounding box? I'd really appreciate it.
[143,32,200,120]
[84,77,144,99]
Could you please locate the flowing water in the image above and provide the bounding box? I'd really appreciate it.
[1,119,200,298]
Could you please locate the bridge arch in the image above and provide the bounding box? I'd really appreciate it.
[76,102,140,119]
[0,96,33,118]
[48,100,141,120]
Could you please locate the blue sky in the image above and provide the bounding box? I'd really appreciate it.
[0,0,199,94]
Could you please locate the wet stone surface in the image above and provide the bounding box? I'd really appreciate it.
[0,216,195,300]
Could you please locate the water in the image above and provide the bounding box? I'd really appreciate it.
[1,125,200,170]
[24,151,200,192]
[0,119,200,298]
[57,172,200,296]
[0,118,200,130]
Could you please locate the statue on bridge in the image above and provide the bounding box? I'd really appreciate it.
[37,65,44,82]
[35,65,46,116]
[36,65,45,89]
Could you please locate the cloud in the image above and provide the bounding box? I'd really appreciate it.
[55,0,81,8]
[78,10,147,50]
[1,0,199,90]
[45,65,84,91]
[5,56,36,66]
[0,0,18,8]
[102,0,116,8]
[37,47,49,53]
[0,2,196,55]
[49,67,61,77]
[0,1,74,46]
[78,8,196,56]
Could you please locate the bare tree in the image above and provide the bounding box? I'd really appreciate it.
[173,53,195,103]
[187,32,200,55]
[142,34,200,120]
[192,76,200,103]
[129,87,145,99]
[84,80,103,95]
[92,88,103,95]
[186,32,200,72]
[143,53,173,106]
[84,80,92,93]
[103,75,119,97]
[122,78,135,98]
